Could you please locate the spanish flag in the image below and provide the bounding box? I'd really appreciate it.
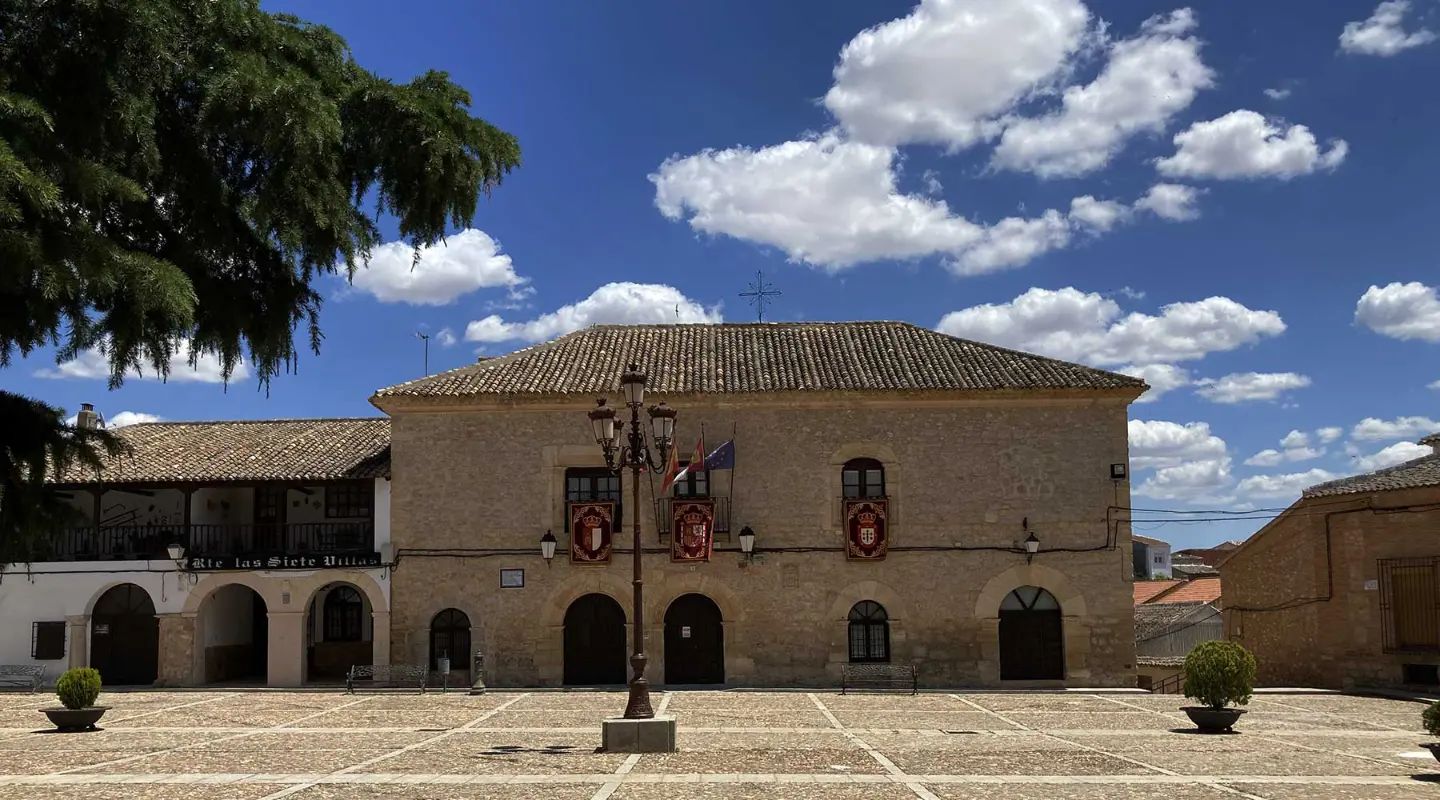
[659,439,682,495]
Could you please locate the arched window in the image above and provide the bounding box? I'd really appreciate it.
[847,601,890,663]
[842,458,885,499]
[323,586,364,642]
[429,609,472,671]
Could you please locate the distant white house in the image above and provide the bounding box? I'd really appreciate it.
[1132,534,1172,579]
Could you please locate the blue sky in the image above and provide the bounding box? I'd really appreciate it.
[8,0,1440,548]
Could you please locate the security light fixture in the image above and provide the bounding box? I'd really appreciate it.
[1110,463,1128,480]
[540,530,557,564]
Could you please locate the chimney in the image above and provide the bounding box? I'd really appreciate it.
[1421,432,1439,453]
[75,402,100,430]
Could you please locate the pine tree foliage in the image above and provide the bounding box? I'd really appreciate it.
[0,0,520,559]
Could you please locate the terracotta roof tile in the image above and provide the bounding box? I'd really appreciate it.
[372,322,1147,401]
[1303,446,1440,498]
[1149,576,1223,605]
[1134,580,1181,605]
[53,418,390,484]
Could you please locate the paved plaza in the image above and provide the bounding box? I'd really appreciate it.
[1,689,1438,799]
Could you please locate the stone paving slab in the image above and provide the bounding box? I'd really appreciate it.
[664,691,820,710]
[927,785,1238,800]
[284,709,487,729]
[1230,780,1440,799]
[1002,711,1177,731]
[612,784,916,799]
[831,710,1014,731]
[290,784,604,799]
[962,695,1141,714]
[0,785,274,800]
[670,709,836,728]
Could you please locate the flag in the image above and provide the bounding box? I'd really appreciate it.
[702,439,735,470]
[671,436,706,486]
[659,441,681,495]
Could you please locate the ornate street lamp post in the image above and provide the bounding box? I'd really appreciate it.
[587,364,676,720]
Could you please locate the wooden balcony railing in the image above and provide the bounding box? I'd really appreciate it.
[653,496,732,540]
[39,522,375,562]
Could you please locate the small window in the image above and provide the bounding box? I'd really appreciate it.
[32,621,65,660]
[673,462,708,498]
[842,458,885,499]
[323,586,365,642]
[564,467,622,530]
[325,483,372,519]
[847,601,890,663]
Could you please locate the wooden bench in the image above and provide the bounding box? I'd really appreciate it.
[0,665,45,692]
[841,663,917,694]
[345,664,427,694]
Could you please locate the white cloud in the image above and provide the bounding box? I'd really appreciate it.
[1128,419,1228,469]
[465,282,722,344]
[1134,183,1203,221]
[1316,426,1344,443]
[1118,363,1191,403]
[1244,449,1283,467]
[435,328,458,348]
[1156,110,1348,180]
[352,229,526,306]
[1236,469,1338,499]
[937,287,1285,366]
[1263,87,1291,100]
[1193,371,1311,404]
[992,9,1215,177]
[921,170,944,196]
[653,135,1189,274]
[1350,415,1440,441]
[1340,0,1437,56]
[1429,379,1440,391]
[1137,458,1234,502]
[1355,282,1440,342]
[1353,441,1432,472]
[1280,430,1310,449]
[825,0,1093,149]
[64,410,163,428]
[37,341,249,384]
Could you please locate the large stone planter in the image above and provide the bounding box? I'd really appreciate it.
[1420,742,1440,763]
[1182,706,1245,732]
[41,707,108,731]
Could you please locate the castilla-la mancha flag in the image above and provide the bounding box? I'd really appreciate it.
[569,501,614,564]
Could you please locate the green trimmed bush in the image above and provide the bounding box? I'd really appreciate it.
[1183,641,1257,710]
[55,668,101,710]
[1423,701,1440,737]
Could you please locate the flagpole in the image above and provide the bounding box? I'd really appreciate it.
[729,421,737,544]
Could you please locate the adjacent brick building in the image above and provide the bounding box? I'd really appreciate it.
[1221,433,1440,689]
[370,322,1145,688]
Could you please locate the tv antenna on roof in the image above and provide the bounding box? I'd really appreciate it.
[739,270,782,322]
[415,331,431,376]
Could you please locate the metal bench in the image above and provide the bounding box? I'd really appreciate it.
[841,663,917,694]
[0,665,45,692]
[345,664,427,694]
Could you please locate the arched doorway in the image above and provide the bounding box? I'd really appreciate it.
[430,608,472,675]
[664,593,724,685]
[999,585,1064,680]
[563,594,626,685]
[306,583,372,681]
[91,584,158,685]
[198,584,268,684]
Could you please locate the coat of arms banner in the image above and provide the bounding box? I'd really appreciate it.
[670,499,715,562]
[570,501,614,564]
[845,498,888,560]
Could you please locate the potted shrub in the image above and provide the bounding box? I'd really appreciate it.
[41,667,108,731]
[1181,640,1257,732]
[1420,701,1440,761]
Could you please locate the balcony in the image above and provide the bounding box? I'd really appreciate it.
[41,522,376,562]
[653,496,732,540]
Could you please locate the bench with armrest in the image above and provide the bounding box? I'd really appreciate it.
[0,665,45,692]
[841,663,917,694]
[345,664,427,693]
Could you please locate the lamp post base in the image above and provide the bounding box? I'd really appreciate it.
[601,715,677,753]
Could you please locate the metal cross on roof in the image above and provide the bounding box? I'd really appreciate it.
[739,270,782,322]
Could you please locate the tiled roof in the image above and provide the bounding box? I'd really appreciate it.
[1134,580,1181,605]
[1132,534,1169,547]
[53,419,390,484]
[1303,443,1440,498]
[1135,602,1220,642]
[372,322,1147,401]
[1150,576,1223,605]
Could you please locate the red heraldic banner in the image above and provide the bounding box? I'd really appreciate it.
[570,501,614,564]
[670,499,715,562]
[845,499,888,560]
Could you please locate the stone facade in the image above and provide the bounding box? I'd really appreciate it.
[1221,484,1440,689]
[380,391,1139,688]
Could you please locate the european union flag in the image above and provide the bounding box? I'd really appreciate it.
[703,439,735,470]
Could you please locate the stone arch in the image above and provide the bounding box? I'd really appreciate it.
[182,573,285,615]
[652,571,746,625]
[538,571,634,630]
[973,563,1088,620]
[298,571,388,619]
[825,579,911,622]
[84,579,160,616]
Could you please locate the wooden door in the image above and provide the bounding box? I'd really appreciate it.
[90,584,158,686]
[664,594,724,685]
[998,586,1064,680]
[563,594,627,685]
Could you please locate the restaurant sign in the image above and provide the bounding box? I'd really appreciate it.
[184,552,384,571]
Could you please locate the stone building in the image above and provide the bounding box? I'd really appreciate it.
[0,417,394,687]
[370,322,1144,688]
[1222,433,1440,689]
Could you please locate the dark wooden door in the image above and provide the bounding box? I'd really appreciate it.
[664,594,724,685]
[91,584,158,685]
[563,594,627,685]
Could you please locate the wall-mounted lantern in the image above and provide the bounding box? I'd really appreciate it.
[540,530,557,565]
[1023,532,1040,563]
[1110,463,1128,480]
[738,526,756,560]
